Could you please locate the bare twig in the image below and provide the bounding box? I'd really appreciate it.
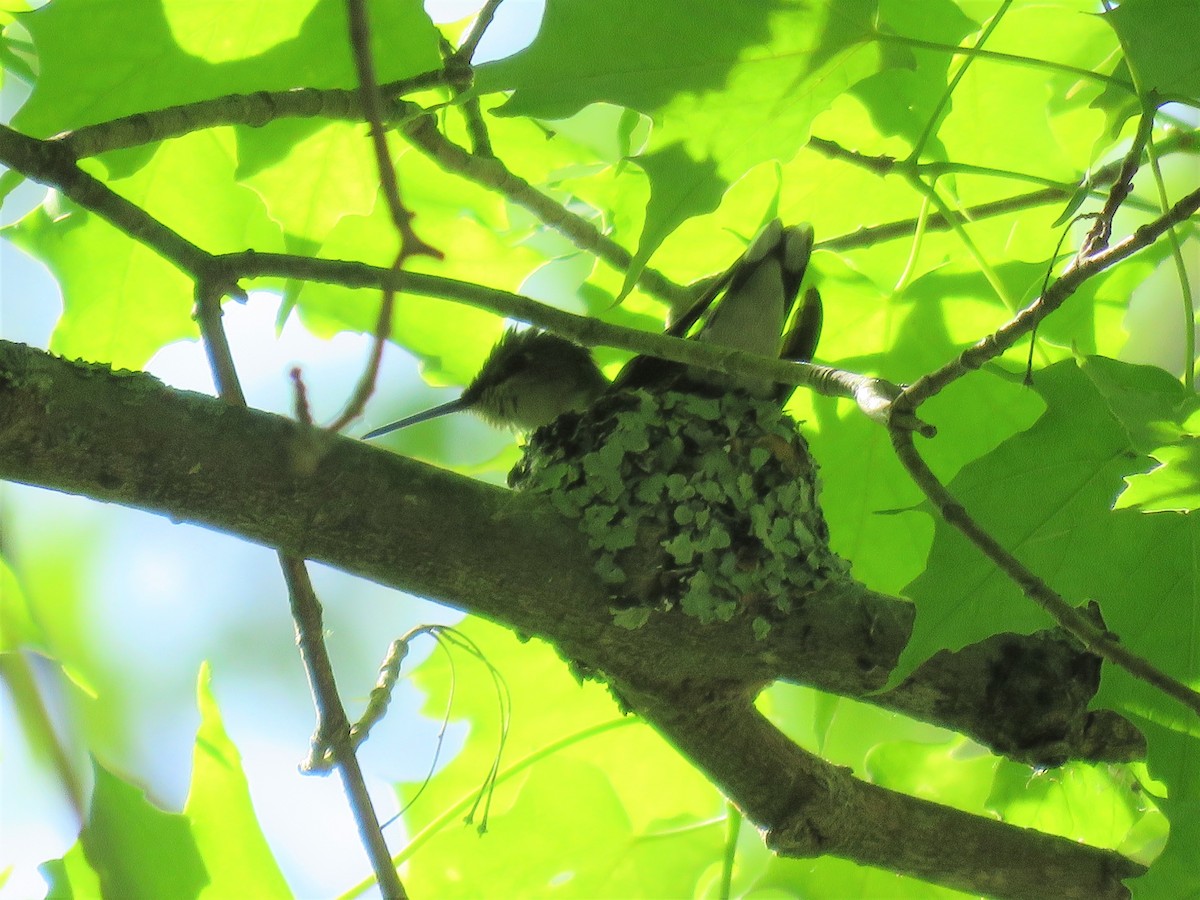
[346,1,440,261]
[881,179,1200,721]
[58,76,449,157]
[290,367,314,426]
[1,124,208,273]
[330,0,442,435]
[217,248,934,433]
[1078,110,1155,260]
[194,277,406,900]
[808,129,1193,253]
[453,0,507,64]
[397,111,693,305]
[439,0,506,157]
[439,35,493,157]
[193,244,408,900]
[193,279,247,406]
[282,558,408,900]
[327,268,399,433]
[897,183,1200,409]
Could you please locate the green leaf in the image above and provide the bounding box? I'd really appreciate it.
[1118,438,1200,512]
[79,760,208,900]
[0,556,42,653]
[897,360,1155,671]
[898,360,1200,786]
[1077,356,1200,513]
[2,132,284,368]
[184,663,290,900]
[393,618,721,898]
[3,202,196,369]
[476,0,779,120]
[1080,354,1195,453]
[619,144,727,301]
[850,0,977,158]
[14,0,441,137]
[612,605,651,629]
[1123,719,1200,898]
[986,760,1141,848]
[1104,0,1200,101]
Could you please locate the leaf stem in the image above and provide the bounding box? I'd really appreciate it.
[1145,125,1197,388]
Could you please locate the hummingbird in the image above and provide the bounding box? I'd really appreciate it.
[361,328,609,439]
[362,219,818,439]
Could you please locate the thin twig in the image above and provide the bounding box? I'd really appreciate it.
[442,0,507,157]
[898,184,1200,409]
[453,0,507,64]
[290,367,314,425]
[193,272,406,900]
[332,0,442,435]
[58,74,449,157]
[327,266,398,433]
[217,248,934,433]
[814,128,1198,252]
[193,251,407,900]
[1,124,209,273]
[884,179,1200,722]
[193,280,247,406]
[282,558,409,900]
[439,34,493,157]
[397,111,693,306]
[1079,110,1155,260]
[346,0,440,261]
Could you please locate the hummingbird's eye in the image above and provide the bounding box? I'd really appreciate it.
[496,351,532,382]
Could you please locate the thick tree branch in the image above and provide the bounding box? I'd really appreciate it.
[634,689,1141,900]
[0,339,1148,898]
[0,339,1140,764]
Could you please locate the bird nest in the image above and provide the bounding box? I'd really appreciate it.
[508,387,850,637]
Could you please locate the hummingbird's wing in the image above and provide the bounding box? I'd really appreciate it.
[614,220,816,394]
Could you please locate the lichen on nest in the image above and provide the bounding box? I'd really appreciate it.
[508,387,849,638]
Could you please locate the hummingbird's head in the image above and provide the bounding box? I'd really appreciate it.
[362,328,607,440]
[462,328,609,430]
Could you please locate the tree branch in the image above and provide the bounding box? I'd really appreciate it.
[627,687,1141,900]
[51,91,692,306]
[216,250,935,434]
[898,183,1200,409]
[0,339,1149,898]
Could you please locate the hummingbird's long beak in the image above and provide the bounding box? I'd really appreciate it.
[361,397,470,439]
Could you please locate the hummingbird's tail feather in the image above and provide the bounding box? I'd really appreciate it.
[780,286,823,366]
[612,219,816,396]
